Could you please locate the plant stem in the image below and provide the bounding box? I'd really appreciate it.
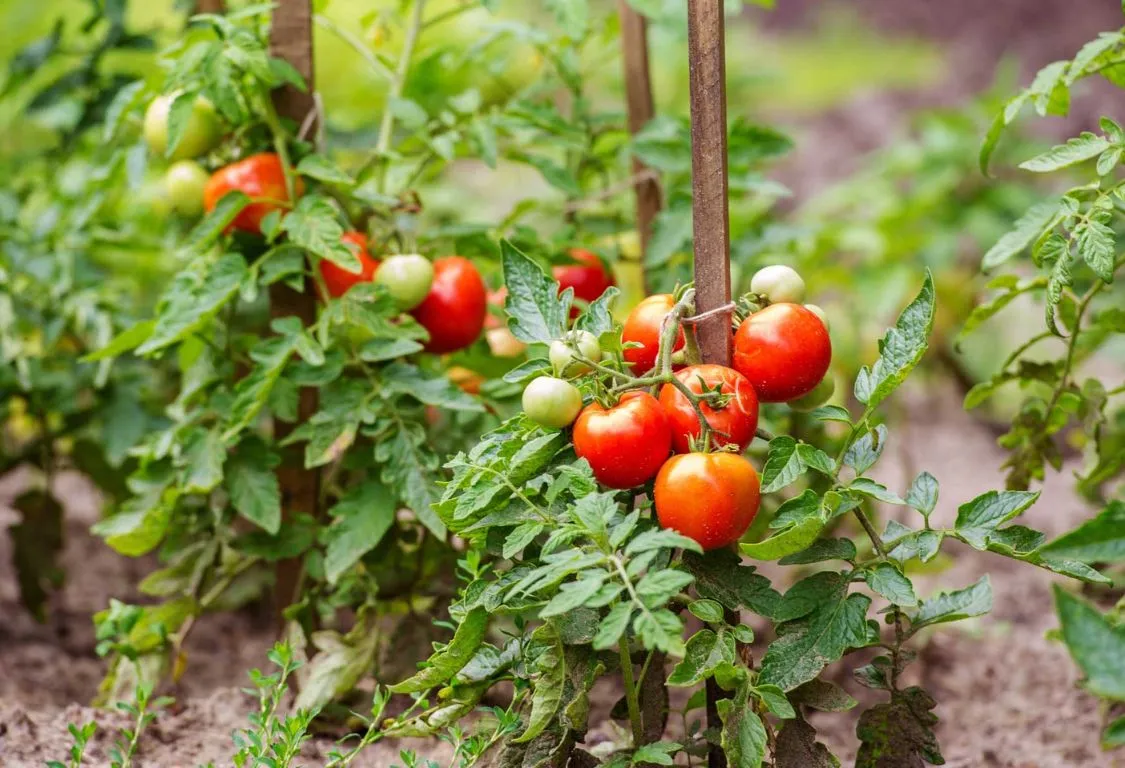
[657,289,695,377]
[619,641,644,746]
[312,14,394,81]
[374,0,426,194]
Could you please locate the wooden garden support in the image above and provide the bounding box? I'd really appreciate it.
[686,3,733,767]
[269,0,320,624]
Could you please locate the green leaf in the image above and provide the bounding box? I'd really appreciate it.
[1042,500,1125,563]
[390,607,489,693]
[853,272,935,409]
[281,195,357,272]
[181,429,225,493]
[904,472,938,521]
[667,629,736,686]
[688,599,725,623]
[842,424,887,475]
[855,686,943,768]
[93,470,176,557]
[953,490,1039,548]
[1019,132,1111,172]
[500,240,569,343]
[812,404,852,424]
[296,154,355,186]
[593,602,633,650]
[324,480,397,584]
[889,530,943,565]
[847,478,905,505]
[760,436,806,493]
[753,684,796,720]
[223,332,300,441]
[864,563,917,607]
[759,573,874,691]
[82,320,155,362]
[741,515,826,561]
[716,686,767,768]
[359,337,424,362]
[544,0,589,37]
[1076,217,1116,282]
[293,623,379,712]
[684,550,781,618]
[225,439,281,533]
[376,420,445,538]
[635,569,695,606]
[981,200,1061,270]
[139,253,248,355]
[575,286,619,337]
[909,575,992,629]
[631,742,680,766]
[957,276,1047,340]
[181,191,250,254]
[503,521,544,559]
[382,362,484,412]
[541,577,607,618]
[778,538,857,565]
[1104,716,1125,749]
[625,528,704,555]
[513,623,566,742]
[1054,586,1125,700]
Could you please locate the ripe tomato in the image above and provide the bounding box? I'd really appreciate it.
[750,264,805,304]
[320,231,378,298]
[654,452,760,550]
[411,257,488,354]
[144,93,224,160]
[622,294,685,375]
[375,254,434,309]
[554,248,614,317]
[733,303,831,403]
[658,364,759,454]
[164,160,210,217]
[523,376,583,429]
[203,153,303,235]
[573,391,671,489]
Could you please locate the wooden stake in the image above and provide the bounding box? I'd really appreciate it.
[196,0,225,12]
[618,0,662,268]
[269,0,320,625]
[687,4,732,766]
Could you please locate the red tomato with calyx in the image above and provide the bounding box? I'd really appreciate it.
[733,303,831,403]
[573,391,671,489]
[622,294,685,375]
[320,231,378,298]
[658,364,759,454]
[654,452,760,550]
[554,248,614,317]
[203,153,303,235]
[411,257,488,354]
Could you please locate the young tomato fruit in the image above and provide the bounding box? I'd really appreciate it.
[622,294,685,375]
[203,153,303,235]
[144,93,224,160]
[654,452,761,550]
[803,303,829,331]
[320,232,378,298]
[164,160,210,217]
[573,391,671,489]
[733,303,831,403]
[375,254,434,310]
[523,376,583,429]
[549,330,602,376]
[658,364,759,453]
[750,264,805,304]
[553,248,614,317]
[411,257,488,354]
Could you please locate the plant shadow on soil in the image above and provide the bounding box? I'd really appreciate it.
[0,385,1117,767]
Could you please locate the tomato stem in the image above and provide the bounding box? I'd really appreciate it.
[619,635,645,746]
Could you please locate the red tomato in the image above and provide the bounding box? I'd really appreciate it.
[554,248,614,317]
[573,391,671,489]
[622,294,685,375]
[484,287,507,330]
[411,257,488,354]
[320,231,379,298]
[203,153,303,235]
[658,364,759,454]
[733,303,831,403]
[654,452,760,550]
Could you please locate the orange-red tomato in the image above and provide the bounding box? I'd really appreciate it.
[622,294,685,375]
[203,153,303,234]
[320,231,378,298]
[654,452,760,550]
[573,391,671,489]
[658,364,759,454]
[411,257,488,354]
[448,365,485,395]
[733,303,831,403]
[554,248,615,317]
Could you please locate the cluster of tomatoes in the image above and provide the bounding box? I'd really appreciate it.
[520,264,832,551]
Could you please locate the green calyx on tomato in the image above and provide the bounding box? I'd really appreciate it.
[522,376,583,429]
[654,452,760,551]
[549,330,602,377]
[658,364,759,454]
[164,160,209,217]
[144,93,224,161]
[750,264,806,305]
[375,254,434,310]
[573,391,672,489]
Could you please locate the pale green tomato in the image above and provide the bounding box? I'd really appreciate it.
[750,264,805,304]
[788,374,836,412]
[522,376,583,429]
[549,330,602,376]
[164,160,210,217]
[144,93,224,160]
[375,254,434,310]
[804,303,829,332]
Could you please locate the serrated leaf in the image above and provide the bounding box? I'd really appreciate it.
[181,191,250,254]
[1042,500,1125,563]
[778,538,857,565]
[742,515,826,561]
[982,200,1061,270]
[1020,132,1111,172]
[865,563,917,607]
[501,240,569,343]
[910,575,992,629]
[684,550,781,618]
[541,577,606,618]
[1054,586,1125,700]
[716,686,767,768]
[296,154,354,186]
[1076,217,1116,282]
[376,421,445,538]
[181,429,225,493]
[575,286,619,336]
[843,425,886,475]
[593,602,633,650]
[382,362,484,412]
[281,195,356,271]
[390,607,489,693]
[82,320,155,362]
[847,478,905,505]
[324,480,397,584]
[503,521,544,559]
[953,490,1039,548]
[904,472,938,520]
[667,629,735,686]
[761,436,806,493]
[139,254,248,355]
[854,273,935,409]
[635,569,695,605]
[226,438,281,533]
[513,624,565,742]
[855,686,943,768]
[753,684,796,720]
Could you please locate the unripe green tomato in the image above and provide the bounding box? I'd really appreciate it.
[804,303,829,332]
[164,160,210,217]
[750,264,805,304]
[522,376,583,429]
[549,330,602,376]
[375,254,434,310]
[788,374,836,412]
[144,93,224,161]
